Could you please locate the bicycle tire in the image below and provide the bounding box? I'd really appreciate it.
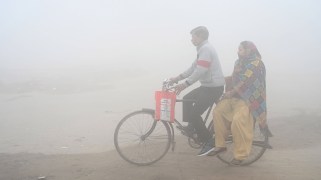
[216,122,268,166]
[114,110,171,166]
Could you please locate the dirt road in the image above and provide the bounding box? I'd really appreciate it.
[1,114,321,180]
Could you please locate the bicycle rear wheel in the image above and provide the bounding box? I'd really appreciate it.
[114,110,171,166]
[217,122,268,166]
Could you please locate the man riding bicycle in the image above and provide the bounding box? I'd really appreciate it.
[168,26,225,156]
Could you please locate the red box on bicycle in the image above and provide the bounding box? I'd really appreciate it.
[154,91,176,123]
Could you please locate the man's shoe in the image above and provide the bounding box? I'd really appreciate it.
[229,158,243,166]
[197,139,215,156]
[207,147,227,156]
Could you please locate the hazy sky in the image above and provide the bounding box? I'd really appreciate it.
[1,0,321,114]
[1,0,321,73]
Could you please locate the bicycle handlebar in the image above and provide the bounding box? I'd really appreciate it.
[162,79,175,92]
[162,79,196,103]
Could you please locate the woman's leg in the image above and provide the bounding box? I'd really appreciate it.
[213,98,234,148]
[230,99,254,160]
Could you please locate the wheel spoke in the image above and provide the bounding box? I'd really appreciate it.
[114,110,171,165]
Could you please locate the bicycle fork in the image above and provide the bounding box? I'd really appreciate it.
[168,122,176,152]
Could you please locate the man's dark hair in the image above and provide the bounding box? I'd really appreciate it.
[190,26,209,40]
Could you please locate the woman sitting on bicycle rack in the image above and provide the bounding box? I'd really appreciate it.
[168,26,225,156]
[204,41,269,166]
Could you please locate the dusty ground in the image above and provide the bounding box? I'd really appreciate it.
[1,76,321,180]
[1,114,321,180]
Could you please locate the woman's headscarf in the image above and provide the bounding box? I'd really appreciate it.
[240,41,261,60]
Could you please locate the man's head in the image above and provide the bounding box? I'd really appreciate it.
[190,26,209,46]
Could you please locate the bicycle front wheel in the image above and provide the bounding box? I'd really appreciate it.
[114,110,171,166]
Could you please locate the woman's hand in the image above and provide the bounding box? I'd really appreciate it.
[222,89,235,99]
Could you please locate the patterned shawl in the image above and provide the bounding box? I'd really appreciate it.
[232,47,267,128]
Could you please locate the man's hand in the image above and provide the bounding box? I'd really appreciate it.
[174,83,188,95]
[168,76,180,86]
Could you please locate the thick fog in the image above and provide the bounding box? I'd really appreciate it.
[1,0,321,154]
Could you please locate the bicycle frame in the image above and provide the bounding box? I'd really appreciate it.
[142,97,215,152]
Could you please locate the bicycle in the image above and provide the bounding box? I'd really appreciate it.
[114,80,271,166]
